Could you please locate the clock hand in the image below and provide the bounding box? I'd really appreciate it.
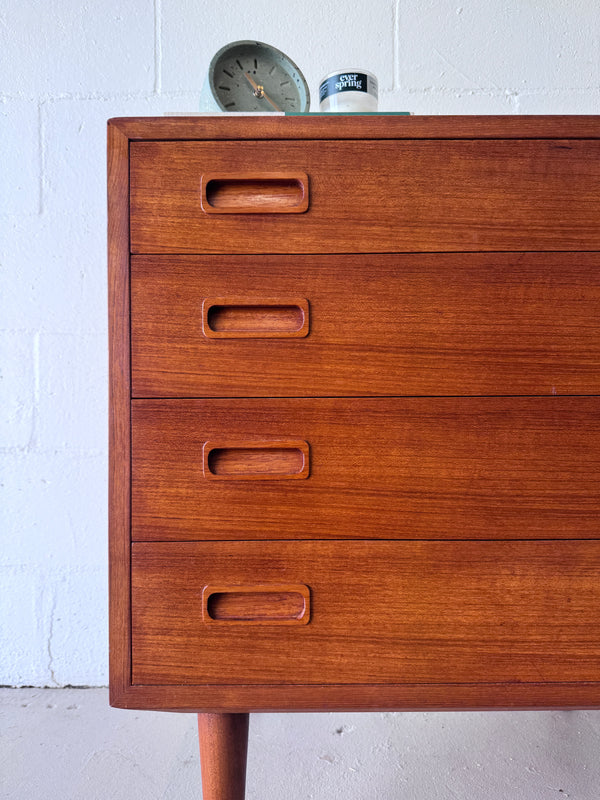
[244,72,282,112]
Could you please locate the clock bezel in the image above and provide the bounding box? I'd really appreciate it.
[208,40,310,113]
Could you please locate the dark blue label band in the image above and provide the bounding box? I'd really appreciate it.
[319,73,378,103]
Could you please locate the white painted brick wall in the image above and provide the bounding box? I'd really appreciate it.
[1,0,599,689]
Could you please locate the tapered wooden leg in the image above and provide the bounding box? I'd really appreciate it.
[198,713,249,800]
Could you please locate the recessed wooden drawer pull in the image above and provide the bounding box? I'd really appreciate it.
[200,172,309,214]
[202,297,309,338]
[202,584,311,625]
[203,440,310,480]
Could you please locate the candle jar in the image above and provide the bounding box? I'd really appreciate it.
[319,70,378,112]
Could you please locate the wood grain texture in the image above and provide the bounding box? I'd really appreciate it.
[109,115,600,142]
[130,139,600,253]
[107,120,132,706]
[110,116,600,717]
[108,681,600,714]
[131,397,600,541]
[198,714,249,800]
[203,439,309,480]
[131,540,600,686]
[200,172,309,214]
[131,253,600,397]
[202,585,310,625]
[202,296,309,339]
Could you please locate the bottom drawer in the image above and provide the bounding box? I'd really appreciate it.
[131,540,600,687]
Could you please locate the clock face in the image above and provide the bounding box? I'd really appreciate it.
[209,41,310,113]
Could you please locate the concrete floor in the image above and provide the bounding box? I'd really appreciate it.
[1,689,600,799]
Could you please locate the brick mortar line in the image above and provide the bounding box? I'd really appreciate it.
[1,88,599,104]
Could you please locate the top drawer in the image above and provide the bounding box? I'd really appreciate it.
[129,139,600,254]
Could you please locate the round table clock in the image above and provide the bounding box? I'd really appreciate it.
[207,40,310,113]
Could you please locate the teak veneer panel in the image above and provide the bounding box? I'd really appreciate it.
[131,253,600,397]
[111,682,600,714]
[129,139,600,254]
[110,116,600,717]
[111,115,600,142]
[131,540,600,686]
[131,397,600,541]
[107,120,132,701]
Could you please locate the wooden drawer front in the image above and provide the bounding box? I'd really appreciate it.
[131,540,600,686]
[129,140,600,254]
[131,253,600,397]
[131,398,600,541]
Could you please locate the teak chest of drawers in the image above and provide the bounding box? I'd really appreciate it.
[108,115,600,799]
